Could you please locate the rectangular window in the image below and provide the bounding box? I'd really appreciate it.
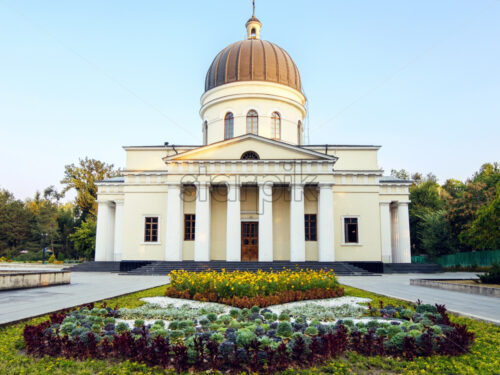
[344,217,359,243]
[305,214,317,241]
[184,214,196,241]
[144,217,159,242]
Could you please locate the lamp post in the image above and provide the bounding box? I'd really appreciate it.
[41,233,47,264]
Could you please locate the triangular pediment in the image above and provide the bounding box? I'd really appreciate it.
[164,134,337,161]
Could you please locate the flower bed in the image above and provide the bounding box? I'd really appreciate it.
[23,300,475,373]
[165,269,344,307]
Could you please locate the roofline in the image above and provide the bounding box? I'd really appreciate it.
[163,134,339,161]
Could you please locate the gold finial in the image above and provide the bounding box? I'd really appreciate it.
[252,0,255,17]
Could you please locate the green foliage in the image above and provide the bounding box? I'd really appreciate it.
[61,157,118,219]
[115,322,129,334]
[276,321,293,338]
[304,326,318,336]
[478,263,500,284]
[462,183,500,250]
[235,328,257,346]
[417,210,453,256]
[69,218,96,260]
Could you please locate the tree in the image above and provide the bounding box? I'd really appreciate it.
[25,190,59,255]
[408,177,446,255]
[417,210,453,257]
[442,179,466,199]
[61,158,118,220]
[460,183,500,250]
[0,189,31,255]
[70,218,97,260]
[391,169,410,180]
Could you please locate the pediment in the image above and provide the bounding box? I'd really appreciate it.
[164,134,337,161]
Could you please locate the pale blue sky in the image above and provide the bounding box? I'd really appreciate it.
[1,0,499,200]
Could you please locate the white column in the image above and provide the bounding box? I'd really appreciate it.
[194,182,211,261]
[226,183,241,261]
[113,200,124,261]
[290,183,306,262]
[165,184,183,261]
[397,201,411,263]
[318,183,335,262]
[379,201,392,263]
[95,200,114,261]
[258,182,273,262]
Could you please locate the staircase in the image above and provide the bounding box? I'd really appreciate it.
[382,263,442,274]
[124,261,373,276]
[63,261,121,272]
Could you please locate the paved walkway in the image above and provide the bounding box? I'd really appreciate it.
[0,272,170,325]
[338,272,500,325]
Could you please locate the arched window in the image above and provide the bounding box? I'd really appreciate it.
[241,151,260,160]
[224,112,234,140]
[203,120,208,145]
[297,120,302,145]
[271,112,281,140]
[246,110,258,134]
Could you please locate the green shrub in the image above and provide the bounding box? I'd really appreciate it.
[207,313,218,322]
[199,318,209,327]
[375,328,388,337]
[134,319,144,328]
[389,332,407,350]
[416,304,437,314]
[343,319,354,327]
[304,326,318,336]
[236,328,257,347]
[104,317,115,324]
[278,312,290,321]
[276,321,293,338]
[478,263,500,284]
[251,306,260,313]
[115,322,129,333]
[210,332,225,344]
[229,319,241,329]
[169,330,184,343]
[91,324,101,333]
[229,309,240,318]
[168,321,179,330]
[388,325,402,338]
[152,329,168,338]
[153,320,165,328]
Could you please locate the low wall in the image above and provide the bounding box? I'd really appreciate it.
[0,271,71,291]
[410,278,500,298]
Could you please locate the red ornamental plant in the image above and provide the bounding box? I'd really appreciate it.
[166,286,345,308]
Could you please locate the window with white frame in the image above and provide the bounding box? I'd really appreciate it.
[343,217,359,244]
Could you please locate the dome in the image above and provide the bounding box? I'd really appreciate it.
[204,39,302,93]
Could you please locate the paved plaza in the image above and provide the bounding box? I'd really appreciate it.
[338,272,500,324]
[0,271,170,325]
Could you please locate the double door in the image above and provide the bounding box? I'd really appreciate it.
[241,222,258,261]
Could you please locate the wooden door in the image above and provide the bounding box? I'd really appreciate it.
[241,222,258,261]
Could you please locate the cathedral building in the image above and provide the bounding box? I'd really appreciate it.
[94,9,412,267]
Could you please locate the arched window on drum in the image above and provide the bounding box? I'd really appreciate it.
[224,112,234,140]
[271,112,281,140]
[246,110,258,135]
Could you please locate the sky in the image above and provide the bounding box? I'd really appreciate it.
[1,0,499,201]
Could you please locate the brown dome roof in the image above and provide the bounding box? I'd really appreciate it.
[205,39,302,93]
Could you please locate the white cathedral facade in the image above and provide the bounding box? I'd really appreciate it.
[94,13,412,265]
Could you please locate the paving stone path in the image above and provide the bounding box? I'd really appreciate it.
[0,272,170,325]
[338,272,500,324]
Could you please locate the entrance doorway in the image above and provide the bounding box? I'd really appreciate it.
[241,222,258,261]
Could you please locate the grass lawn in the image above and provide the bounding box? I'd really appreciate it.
[1,284,499,375]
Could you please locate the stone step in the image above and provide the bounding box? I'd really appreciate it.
[125,261,373,276]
